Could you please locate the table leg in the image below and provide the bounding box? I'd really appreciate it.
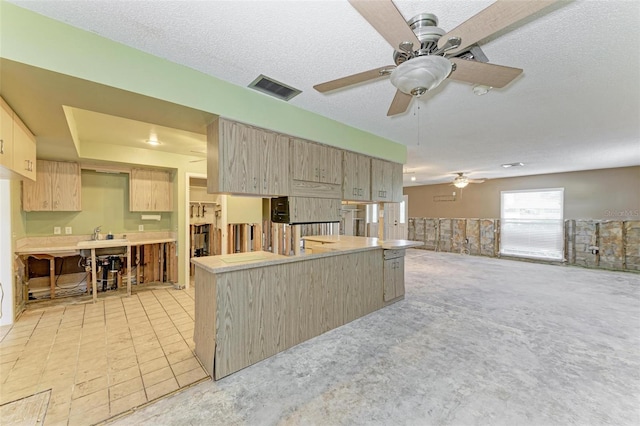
[49,257,55,300]
[127,245,132,297]
[91,248,97,302]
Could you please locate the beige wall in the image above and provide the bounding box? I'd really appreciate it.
[404,166,640,220]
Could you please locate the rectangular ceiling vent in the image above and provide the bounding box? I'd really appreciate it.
[248,75,301,101]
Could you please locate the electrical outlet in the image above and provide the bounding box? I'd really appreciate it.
[65,227,72,235]
[53,226,61,235]
[138,224,144,232]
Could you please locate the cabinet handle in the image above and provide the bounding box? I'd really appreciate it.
[263,178,266,190]
[253,177,257,189]
[0,139,4,154]
[352,187,357,196]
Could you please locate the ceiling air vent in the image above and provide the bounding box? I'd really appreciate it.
[248,75,301,101]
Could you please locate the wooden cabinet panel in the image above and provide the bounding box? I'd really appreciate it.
[390,161,403,202]
[342,151,371,201]
[23,160,81,211]
[52,162,81,211]
[317,144,342,184]
[151,169,173,211]
[383,250,405,302]
[291,138,315,182]
[0,98,13,170]
[371,158,393,202]
[209,118,289,197]
[23,160,52,211]
[289,197,341,223]
[130,168,152,211]
[291,139,342,186]
[261,133,290,196]
[12,114,36,181]
[130,168,173,211]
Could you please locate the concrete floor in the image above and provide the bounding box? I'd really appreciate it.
[112,250,640,426]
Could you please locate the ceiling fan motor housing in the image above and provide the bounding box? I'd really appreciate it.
[393,13,446,65]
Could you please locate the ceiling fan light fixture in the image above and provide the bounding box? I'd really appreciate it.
[473,84,491,96]
[390,55,452,96]
[453,179,469,188]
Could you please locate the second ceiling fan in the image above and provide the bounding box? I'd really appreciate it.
[314,0,558,116]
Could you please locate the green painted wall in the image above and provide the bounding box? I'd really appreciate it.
[25,170,173,236]
[0,1,406,163]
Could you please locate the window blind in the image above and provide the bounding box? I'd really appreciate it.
[500,188,564,260]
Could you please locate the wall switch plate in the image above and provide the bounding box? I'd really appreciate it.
[65,227,72,235]
[138,224,144,231]
[54,226,61,235]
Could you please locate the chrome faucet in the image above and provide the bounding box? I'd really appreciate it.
[92,226,102,240]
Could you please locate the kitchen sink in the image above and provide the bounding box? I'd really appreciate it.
[77,239,129,257]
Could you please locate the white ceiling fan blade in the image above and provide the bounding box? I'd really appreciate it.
[314,65,394,93]
[449,58,522,88]
[439,0,559,56]
[349,0,421,52]
[387,90,412,116]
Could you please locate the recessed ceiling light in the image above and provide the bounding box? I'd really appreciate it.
[411,176,416,181]
[147,139,161,146]
[501,162,524,168]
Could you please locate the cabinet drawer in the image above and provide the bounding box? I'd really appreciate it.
[383,249,405,260]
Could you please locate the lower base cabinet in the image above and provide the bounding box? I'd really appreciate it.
[383,249,405,302]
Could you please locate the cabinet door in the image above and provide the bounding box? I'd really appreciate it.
[390,162,404,202]
[383,258,396,302]
[342,152,371,201]
[23,160,53,211]
[317,144,342,184]
[52,162,81,211]
[291,138,316,182]
[12,115,36,181]
[290,197,340,223]
[394,257,405,298]
[151,170,173,211]
[130,168,152,211]
[261,133,290,196]
[371,159,393,201]
[219,120,261,194]
[0,98,13,170]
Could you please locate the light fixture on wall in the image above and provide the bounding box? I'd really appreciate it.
[390,56,453,96]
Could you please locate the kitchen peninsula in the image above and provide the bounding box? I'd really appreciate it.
[191,235,422,379]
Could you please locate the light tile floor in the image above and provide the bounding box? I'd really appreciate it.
[0,287,208,425]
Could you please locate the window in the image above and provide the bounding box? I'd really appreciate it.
[366,204,378,223]
[500,188,564,260]
[399,199,406,224]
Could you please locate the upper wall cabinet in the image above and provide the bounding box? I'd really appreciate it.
[342,151,371,202]
[130,168,173,211]
[23,160,81,211]
[1,96,36,181]
[207,118,290,196]
[371,159,403,202]
[291,138,342,185]
[0,98,14,170]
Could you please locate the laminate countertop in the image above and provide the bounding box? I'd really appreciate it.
[15,232,177,255]
[191,235,423,274]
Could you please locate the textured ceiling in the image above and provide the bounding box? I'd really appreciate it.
[8,0,640,185]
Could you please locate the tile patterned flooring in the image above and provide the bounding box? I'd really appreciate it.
[0,287,209,425]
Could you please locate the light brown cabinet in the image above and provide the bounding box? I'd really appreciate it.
[130,168,173,211]
[342,151,371,201]
[23,160,81,211]
[291,139,342,185]
[208,118,290,196]
[1,96,36,181]
[289,197,341,224]
[371,159,403,202]
[383,249,405,302]
[0,98,14,170]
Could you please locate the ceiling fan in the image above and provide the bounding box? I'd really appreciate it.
[314,0,558,116]
[452,172,485,188]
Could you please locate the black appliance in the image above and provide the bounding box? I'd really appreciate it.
[271,196,290,224]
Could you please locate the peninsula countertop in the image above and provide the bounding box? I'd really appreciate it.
[191,235,423,274]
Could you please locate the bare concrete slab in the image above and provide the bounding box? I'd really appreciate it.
[111,250,640,425]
